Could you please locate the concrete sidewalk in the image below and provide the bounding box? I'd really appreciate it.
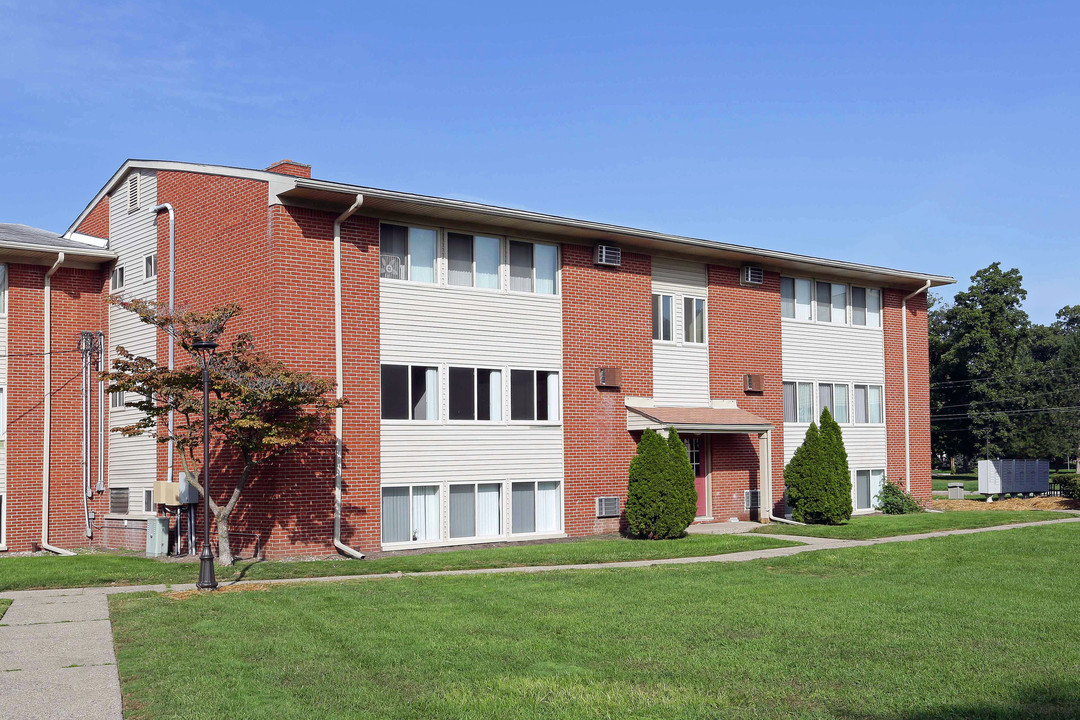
[1,514,1078,719]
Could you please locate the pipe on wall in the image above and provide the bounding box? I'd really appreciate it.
[332,196,366,559]
[41,252,74,556]
[96,330,105,493]
[902,280,931,492]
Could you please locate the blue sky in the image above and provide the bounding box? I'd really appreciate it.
[1,1,1076,323]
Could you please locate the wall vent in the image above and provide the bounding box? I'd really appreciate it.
[744,490,760,510]
[110,487,129,515]
[741,265,764,285]
[594,245,622,267]
[594,367,622,389]
[127,173,140,213]
[744,373,765,393]
[596,496,621,518]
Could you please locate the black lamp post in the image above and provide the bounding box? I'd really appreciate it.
[193,338,218,590]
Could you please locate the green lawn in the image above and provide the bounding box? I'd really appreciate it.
[750,509,1072,540]
[931,477,979,492]
[0,598,10,623]
[110,523,1080,719]
[0,533,798,592]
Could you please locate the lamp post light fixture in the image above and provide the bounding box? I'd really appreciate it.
[193,337,218,590]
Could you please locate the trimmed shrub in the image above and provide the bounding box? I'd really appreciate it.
[625,427,698,539]
[1056,473,1079,499]
[877,477,923,514]
[784,408,853,525]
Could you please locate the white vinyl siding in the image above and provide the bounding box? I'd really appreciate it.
[108,170,159,507]
[651,257,710,407]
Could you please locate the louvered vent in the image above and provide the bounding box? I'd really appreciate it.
[110,487,130,515]
[127,173,140,212]
[593,245,622,267]
[596,496,620,518]
[741,265,764,285]
[744,490,760,510]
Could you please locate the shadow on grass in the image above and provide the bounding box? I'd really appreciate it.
[847,683,1080,720]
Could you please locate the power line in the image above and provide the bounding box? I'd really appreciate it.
[0,347,82,360]
[931,365,1078,389]
[931,406,1080,421]
[932,383,1080,411]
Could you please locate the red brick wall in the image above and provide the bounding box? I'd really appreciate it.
[884,289,931,500]
[265,160,312,178]
[75,197,109,239]
[5,264,108,552]
[707,265,785,518]
[561,246,652,536]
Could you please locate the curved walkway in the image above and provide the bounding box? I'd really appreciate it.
[2,515,1078,720]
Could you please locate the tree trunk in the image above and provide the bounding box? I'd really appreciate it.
[215,509,234,566]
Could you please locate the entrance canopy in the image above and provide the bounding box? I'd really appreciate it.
[626,405,772,434]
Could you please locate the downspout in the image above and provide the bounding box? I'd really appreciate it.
[761,428,805,526]
[41,252,74,555]
[152,204,176,485]
[96,330,104,493]
[332,196,365,559]
[902,280,932,492]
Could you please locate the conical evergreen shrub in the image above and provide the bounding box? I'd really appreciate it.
[784,408,853,525]
[625,427,698,539]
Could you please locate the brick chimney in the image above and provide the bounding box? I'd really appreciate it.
[265,159,312,178]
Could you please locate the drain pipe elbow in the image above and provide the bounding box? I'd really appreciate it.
[332,196,365,560]
[41,252,74,556]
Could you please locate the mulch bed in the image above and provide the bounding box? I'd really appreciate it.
[931,496,1080,512]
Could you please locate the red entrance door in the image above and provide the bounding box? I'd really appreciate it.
[685,436,708,517]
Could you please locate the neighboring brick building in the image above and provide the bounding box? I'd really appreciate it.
[0,159,952,557]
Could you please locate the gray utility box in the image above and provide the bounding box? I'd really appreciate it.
[146,516,169,557]
[977,459,1049,495]
[947,482,966,500]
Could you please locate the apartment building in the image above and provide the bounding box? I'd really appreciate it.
[0,159,952,556]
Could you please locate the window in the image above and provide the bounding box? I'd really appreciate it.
[511,481,562,534]
[816,282,847,325]
[447,232,501,289]
[143,489,154,513]
[780,277,812,320]
[851,286,882,327]
[379,224,437,283]
[144,253,157,280]
[0,491,5,547]
[683,297,706,344]
[381,485,440,543]
[110,390,125,409]
[684,436,701,476]
[449,483,502,538]
[0,387,6,439]
[510,370,559,422]
[509,240,558,295]
[853,384,884,424]
[652,294,672,341]
[818,383,850,423]
[782,381,814,423]
[380,364,438,420]
[0,264,8,315]
[449,367,502,421]
[110,266,125,292]
[127,174,140,212]
[855,469,885,511]
[110,487,129,515]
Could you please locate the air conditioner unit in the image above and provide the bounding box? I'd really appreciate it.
[744,490,760,510]
[594,245,622,267]
[596,496,621,518]
[744,373,765,393]
[594,367,622,389]
[742,265,764,285]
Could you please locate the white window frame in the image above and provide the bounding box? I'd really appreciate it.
[507,368,561,425]
[0,263,8,317]
[142,488,155,514]
[144,253,157,281]
[782,276,885,329]
[0,386,6,440]
[445,230,504,292]
[378,222,440,284]
[447,481,504,540]
[852,384,885,425]
[817,381,852,424]
[853,468,885,512]
[782,380,815,424]
[682,296,707,345]
[850,285,883,329]
[110,265,125,292]
[0,490,6,549]
[380,483,442,545]
[780,276,814,321]
[110,389,126,410]
[652,293,673,342]
[447,366,503,423]
[507,238,560,297]
[509,479,564,536]
[380,364,440,423]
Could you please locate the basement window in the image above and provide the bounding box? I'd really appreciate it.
[381,485,440,543]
